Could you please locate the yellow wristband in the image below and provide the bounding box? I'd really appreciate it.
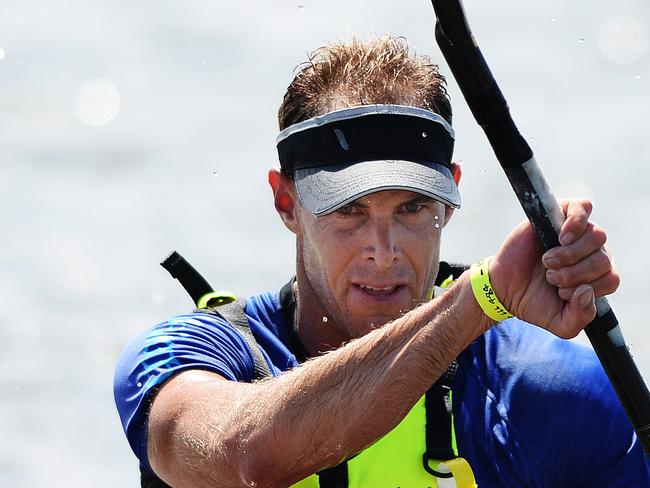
[469,259,514,322]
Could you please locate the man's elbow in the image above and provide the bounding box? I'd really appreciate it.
[147,417,278,488]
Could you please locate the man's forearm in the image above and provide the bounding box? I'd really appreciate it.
[148,273,491,487]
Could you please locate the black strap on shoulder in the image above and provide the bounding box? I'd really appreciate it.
[422,361,459,477]
[422,260,466,477]
[199,298,271,380]
[279,278,312,363]
[160,250,271,380]
[161,251,213,304]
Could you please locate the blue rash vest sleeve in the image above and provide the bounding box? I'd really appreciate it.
[113,312,261,470]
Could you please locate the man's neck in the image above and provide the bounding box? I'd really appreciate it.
[292,277,350,358]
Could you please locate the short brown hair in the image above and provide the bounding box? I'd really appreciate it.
[278,35,452,130]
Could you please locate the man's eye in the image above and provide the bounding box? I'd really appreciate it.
[336,205,355,215]
[402,202,423,213]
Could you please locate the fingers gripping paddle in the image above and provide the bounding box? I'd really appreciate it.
[430,0,650,455]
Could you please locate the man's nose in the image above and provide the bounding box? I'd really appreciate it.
[362,220,400,269]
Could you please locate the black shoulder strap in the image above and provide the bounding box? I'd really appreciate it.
[422,361,459,477]
[423,260,466,476]
[199,298,272,381]
[160,251,271,380]
[279,278,312,363]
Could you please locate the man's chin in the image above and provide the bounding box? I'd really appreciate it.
[348,308,410,335]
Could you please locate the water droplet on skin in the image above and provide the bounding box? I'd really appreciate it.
[322,316,328,322]
[421,131,428,138]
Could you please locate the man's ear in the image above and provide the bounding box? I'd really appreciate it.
[451,162,462,186]
[268,168,299,233]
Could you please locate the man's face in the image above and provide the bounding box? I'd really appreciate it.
[295,189,452,339]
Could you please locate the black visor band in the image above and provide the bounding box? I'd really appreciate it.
[276,105,455,176]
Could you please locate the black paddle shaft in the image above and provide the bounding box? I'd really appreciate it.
[430,0,650,455]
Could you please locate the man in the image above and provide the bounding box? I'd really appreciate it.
[114,36,648,487]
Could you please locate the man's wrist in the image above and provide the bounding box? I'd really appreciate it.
[469,259,515,322]
[460,270,498,335]
[433,271,497,345]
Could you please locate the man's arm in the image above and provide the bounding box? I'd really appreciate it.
[148,274,489,487]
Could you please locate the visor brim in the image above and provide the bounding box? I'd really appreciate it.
[295,159,461,216]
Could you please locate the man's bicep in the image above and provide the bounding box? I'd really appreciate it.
[113,313,262,474]
[147,369,256,487]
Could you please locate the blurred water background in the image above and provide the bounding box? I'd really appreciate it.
[1,0,648,485]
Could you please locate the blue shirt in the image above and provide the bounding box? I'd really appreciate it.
[114,288,649,485]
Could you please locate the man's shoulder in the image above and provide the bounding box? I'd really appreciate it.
[149,288,284,342]
[112,287,292,470]
[114,287,292,389]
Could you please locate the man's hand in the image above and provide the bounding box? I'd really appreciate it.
[489,198,620,338]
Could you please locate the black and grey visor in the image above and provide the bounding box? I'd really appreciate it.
[276,104,460,216]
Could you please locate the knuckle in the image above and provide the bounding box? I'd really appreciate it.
[580,198,594,215]
[591,225,607,246]
[594,249,613,272]
[560,322,583,340]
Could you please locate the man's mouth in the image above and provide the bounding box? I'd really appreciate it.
[353,283,405,299]
[358,283,396,292]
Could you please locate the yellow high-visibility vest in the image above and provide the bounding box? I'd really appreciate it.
[291,394,476,488]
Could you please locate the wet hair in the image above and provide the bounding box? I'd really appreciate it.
[278,35,452,130]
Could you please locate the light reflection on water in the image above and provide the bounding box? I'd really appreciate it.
[599,17,649,65]
[1,0,649,486]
